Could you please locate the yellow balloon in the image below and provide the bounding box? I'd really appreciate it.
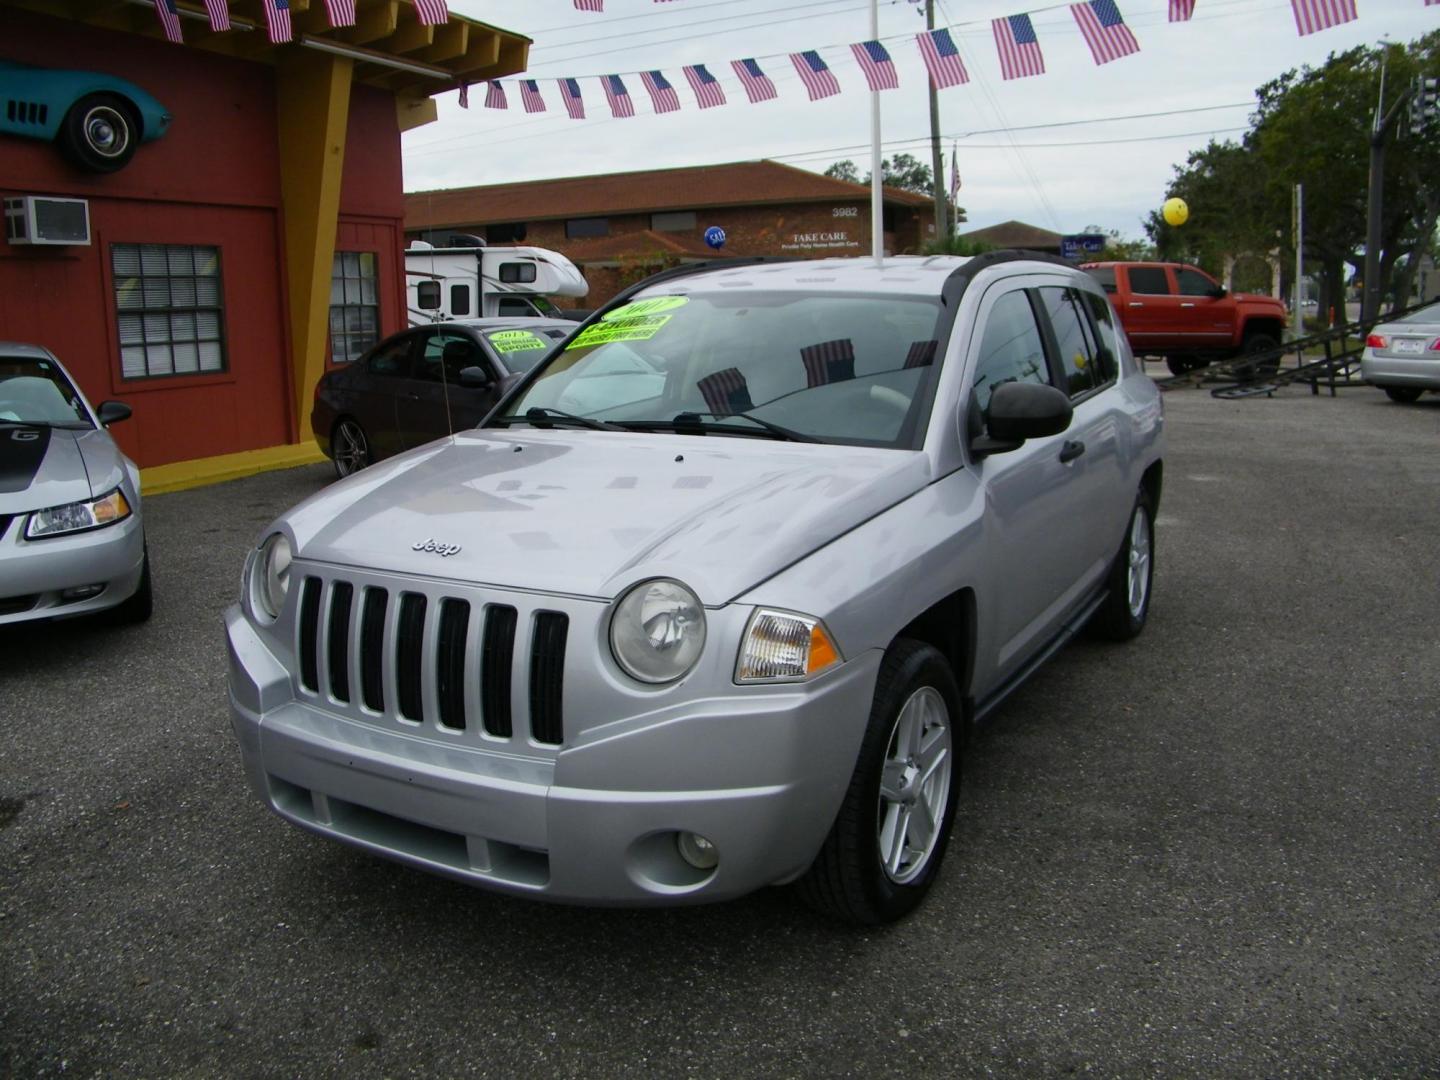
[1163,197,1189,227]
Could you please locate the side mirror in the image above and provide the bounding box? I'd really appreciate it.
[96,400,132,426]
[1207,285,1227,299]
[458,365,492,389]
[971,382,1072,458]
[416,280,441,310]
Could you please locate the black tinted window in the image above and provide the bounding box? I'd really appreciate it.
[450,284,471,316]
[1083,292,1120,380]
[417,332,484,383]
[1085,266,1117,293]
[366,336,413,378]
[1039,287,1102,398]
[1126,267,1170,295]
[1175,268,1217,296]
[499,263,538,284]
[972,291,1049,414]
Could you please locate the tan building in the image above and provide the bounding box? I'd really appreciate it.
[405,160,937,307]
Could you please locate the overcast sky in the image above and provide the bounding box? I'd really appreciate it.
[400,0,1435,240]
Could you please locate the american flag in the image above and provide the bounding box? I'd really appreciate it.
[154,0,182,42]
[574,0,602,8]
[1070,0,1140,65]
[559,78,585,120]
[732,58,777,103]
[790,50,841,100]
[1290,0,1357,34]
[991,14,1044,80]
[602,75,635,118]
[261,0,291,43]
[640,70,681,113]
[457,81,469,108]
[323,0,355,27]
[1169,0,1195,20]
[485,80,507,109]
[684,64,726,109]
[916,28,969,89]
[203,0,230,32]
[697,368,753,417]
[801,340,856,387]
[520,80,546,114]
[413,0,447,25]
[950,145,960,201]
[851,40,899,91]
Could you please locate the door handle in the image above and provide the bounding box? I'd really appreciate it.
[1059,440,1086,463]
[1128,302,1144,307]
[1180,302,1196,308]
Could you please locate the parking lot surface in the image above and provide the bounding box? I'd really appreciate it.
[2,383,1437,1077]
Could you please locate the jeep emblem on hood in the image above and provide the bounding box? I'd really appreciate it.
[412,538,462,557]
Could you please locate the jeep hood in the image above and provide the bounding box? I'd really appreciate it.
[281,429,931,603]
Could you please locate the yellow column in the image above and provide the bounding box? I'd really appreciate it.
[275,50,353,443]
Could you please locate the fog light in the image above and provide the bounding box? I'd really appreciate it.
[675,831,719,871]
[61,584,105,602]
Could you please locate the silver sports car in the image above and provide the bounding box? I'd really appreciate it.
[0,343,150,625]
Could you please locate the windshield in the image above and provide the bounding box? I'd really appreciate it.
[0,358,92,428]
[493,291,946,448]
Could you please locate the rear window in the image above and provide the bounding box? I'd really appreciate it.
[1397,301,1440,324]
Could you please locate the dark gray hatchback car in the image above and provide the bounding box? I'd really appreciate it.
[312,318,574,478]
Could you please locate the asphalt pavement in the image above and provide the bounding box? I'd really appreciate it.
[2,379,1437,1077]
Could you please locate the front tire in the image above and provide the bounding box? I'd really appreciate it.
[798,640,963,925]
[59,93,139,173]
[1092,489,1154,641]
[1235,332,1281,381]
[107,545,153,625]
[331,418,371,479]
[1383,387,1423,404]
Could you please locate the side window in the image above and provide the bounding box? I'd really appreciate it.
[416,332,485,383]
[1038,287,1102,398]
[1126,266,1170,295]
[1085,266,1117,294]
[498,262,538,284]
[497,297,539,317]
[1175,268,1217,296]
[450,284,471,317]
[365,335,414,378]
[971,290,1050,415]
[1083,291,1121,380]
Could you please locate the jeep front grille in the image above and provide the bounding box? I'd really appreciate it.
[294,573,569,747]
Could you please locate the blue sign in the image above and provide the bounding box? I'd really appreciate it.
[1060,233,1107,260]
[704,226,727,250]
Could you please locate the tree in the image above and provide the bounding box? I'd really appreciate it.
[824,154,934,194]
[1081,225,1156,263]
[824,160,861,184]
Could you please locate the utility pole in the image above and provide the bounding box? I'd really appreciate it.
[1292,183,1304,341]
[926,0,948,243]
[1362,54,1413,324]
[869,0,883,266]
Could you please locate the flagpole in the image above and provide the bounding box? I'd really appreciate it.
[870,0,883,268]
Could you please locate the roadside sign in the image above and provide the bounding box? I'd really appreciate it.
[1061,234,1107,260]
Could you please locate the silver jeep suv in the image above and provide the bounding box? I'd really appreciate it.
[226,252,1164,924]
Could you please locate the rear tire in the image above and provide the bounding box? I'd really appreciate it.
[1092,489,1154,641]
[331,418,371,479]
[798,639,963,925]
[1383,387,1423,404]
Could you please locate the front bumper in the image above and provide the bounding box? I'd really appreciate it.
[225,604,879,905]
[0,511,144,624]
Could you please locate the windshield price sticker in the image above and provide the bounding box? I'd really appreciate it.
[568,314,674,349]
[489,330,548,354]
[600,296,689,323]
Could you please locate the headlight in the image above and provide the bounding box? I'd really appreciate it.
[609,578,706,684]
[254,533,293,621]
[735,609,842,683]
[25,488,131,539]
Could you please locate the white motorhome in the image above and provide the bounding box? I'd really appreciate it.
[405,238,589,324]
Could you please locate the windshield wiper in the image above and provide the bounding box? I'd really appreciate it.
[620,411,819,443]
[491,406,625,432]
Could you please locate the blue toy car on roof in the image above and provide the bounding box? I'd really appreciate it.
[0,60,171,172]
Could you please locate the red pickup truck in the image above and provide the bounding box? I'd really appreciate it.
[1082,262,1288,376]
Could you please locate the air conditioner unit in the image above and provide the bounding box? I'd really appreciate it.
[4,196,91,246]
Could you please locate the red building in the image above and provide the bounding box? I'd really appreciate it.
[405,160,938,309]
[1,4,527,482]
